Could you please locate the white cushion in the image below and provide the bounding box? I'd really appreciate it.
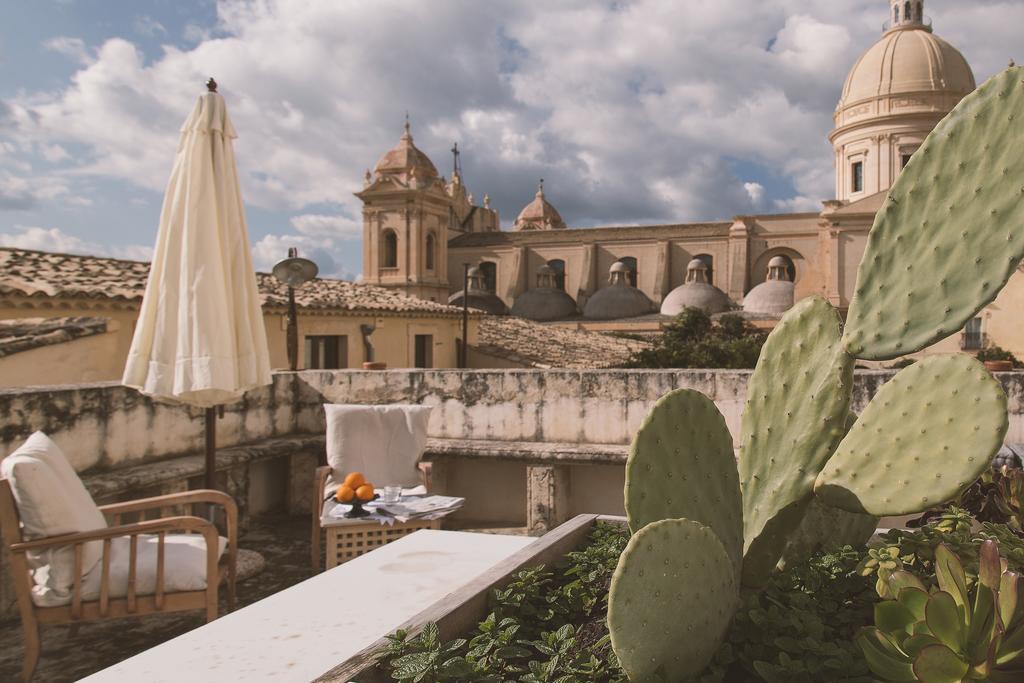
[324,404,432,494]
[1,432,108,605]
[31,533,227,607]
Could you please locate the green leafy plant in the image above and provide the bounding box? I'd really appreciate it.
[857,540,1024,681]
[913,468,1024,535]
[623,307,766,369]
[976,346,1022,368]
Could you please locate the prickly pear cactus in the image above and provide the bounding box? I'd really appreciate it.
[607,518,737,682]
[815,354,1009,515]
[842,65,1024,360]
[739,296,854,586]
[779,497,879,570]
[625,389,743,575]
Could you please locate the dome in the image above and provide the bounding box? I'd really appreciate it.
[513,180,567,231]
[510,265,577,321]
[839,29,974,108]
[373,121,438,182]
[448,266,509,315]
[661,259,731,315]
[583,262,655,320]
[743,256,794,315]
[742,281,795,315]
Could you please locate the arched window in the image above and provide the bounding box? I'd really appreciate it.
[916,2,922,20]
[894,4,900,23]
[547,259,566,291]
[617,257,638,287]
[381,230,398,268]
[480,261,497,293]
[425,232,436,271]
[694,254,714,285]
[904,2,911,21]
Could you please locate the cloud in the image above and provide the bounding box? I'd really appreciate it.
[0,225,153,260]
[133,16,168,37]
[42,37,92,65]
[1,0,1018,267]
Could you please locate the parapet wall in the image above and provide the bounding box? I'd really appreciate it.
[2,369,1022,472]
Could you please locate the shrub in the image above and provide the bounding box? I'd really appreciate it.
[623,307,767,369]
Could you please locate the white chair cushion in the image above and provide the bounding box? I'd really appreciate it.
[31,533,227,607]
[1,432,108,605]
[324,404,432,494]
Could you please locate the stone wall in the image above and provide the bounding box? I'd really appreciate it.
[3,369,1023,471]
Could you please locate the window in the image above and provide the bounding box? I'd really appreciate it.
[851,161,864,193]
[695,254,714,285]
[414,334,433,368]
[381,230,398,268]
[480,261,498,293]
[618,257,638,287]
[901,153,914,169]
[904,2,912,22]
[916,2,922,20]
[962,318,984,350]
[547,259,567,291]
[305,335,347,370]
[425,232,436,271]
[894,5,900,23]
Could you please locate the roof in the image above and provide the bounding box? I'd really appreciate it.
[840,24,974,109]
[0,247,468,316]
[513,184,567,231]
[449,221,734,248]
[474,316,649,369]
[0,317,109,358]
[373,123,438,181]
[827,191,888,217]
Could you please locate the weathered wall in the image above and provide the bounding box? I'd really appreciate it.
[3,369,1022,471]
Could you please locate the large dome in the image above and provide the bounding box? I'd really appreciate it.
[513,180,567,231]
[510,265,577,321]
[839,27,974,108]
[661,259,731,315]
[583,262,654,320]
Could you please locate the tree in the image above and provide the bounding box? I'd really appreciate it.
[623,307,767,369]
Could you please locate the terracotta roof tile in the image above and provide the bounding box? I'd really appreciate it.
[0,316,109,358]
[474,316,649,369]
[0,248,467,316]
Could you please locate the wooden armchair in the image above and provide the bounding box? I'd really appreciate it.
[0,481,237,682]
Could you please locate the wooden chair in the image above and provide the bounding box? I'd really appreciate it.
[0,480,238,682]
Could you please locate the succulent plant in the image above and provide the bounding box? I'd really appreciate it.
[607,65,1024,681]
[623,388,743,577]
[607,518,737,682]
[842,65,1024,361]
[857,541,1024,682]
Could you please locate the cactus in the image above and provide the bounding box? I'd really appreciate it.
[624,388,743,576]
[608,66,1023,681]
[779,497,879,571]
[739,296,854,586]
[607,518,738,682]
[816,354,1009,516]
[857,540,1024,681]
[842,66,1024,361]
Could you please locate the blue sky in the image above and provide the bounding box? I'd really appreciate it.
[1,0,1021,279]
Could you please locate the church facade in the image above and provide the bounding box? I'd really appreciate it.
[359,0,1024,357]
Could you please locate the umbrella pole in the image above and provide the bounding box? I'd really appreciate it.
[205,407,217,490]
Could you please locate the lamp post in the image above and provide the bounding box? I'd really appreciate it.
[272,247,318,371]
[461,262,470,368]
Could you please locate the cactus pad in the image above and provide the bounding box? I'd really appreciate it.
[842,66,1024,360]
[608,518,737,682]
[739,296,853,583]
[815,354,1008,515]
[624,388,743,576]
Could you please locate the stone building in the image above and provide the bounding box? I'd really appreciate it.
[357,0,1024,357]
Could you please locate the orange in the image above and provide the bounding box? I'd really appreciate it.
[356,484,375,501]
[344,472,366,489]
[336,485,355,503]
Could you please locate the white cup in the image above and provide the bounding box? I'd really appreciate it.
[381,486,402,504]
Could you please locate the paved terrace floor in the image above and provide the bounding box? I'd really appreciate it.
[0,515,315,682]
[0,515,528,682]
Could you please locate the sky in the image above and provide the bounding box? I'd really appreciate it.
[0,0,1021,280]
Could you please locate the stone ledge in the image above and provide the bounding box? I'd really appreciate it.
[82,434,325,500]
[424,437,628,465]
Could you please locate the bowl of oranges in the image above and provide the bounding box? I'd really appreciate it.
[334,472,377,518]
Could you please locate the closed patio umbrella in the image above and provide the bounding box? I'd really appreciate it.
[123,78,272,489]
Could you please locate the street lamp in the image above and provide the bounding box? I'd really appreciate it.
[272,247,318,371]
[461,262,470,368]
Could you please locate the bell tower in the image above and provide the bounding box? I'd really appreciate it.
[355,120,451,303]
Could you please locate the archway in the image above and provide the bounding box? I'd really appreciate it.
[381,230,398,268]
